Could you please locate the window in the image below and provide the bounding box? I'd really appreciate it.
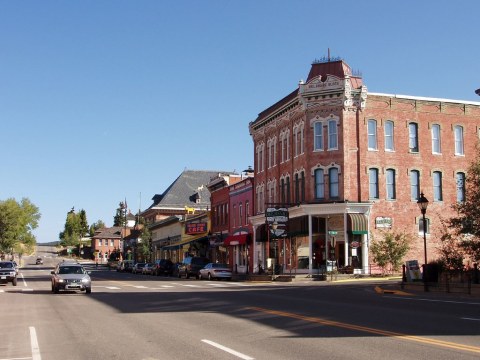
[314,122,323,151]
[98,239,102,246]
[294,173,300,203]
[369,168,379,199]
[454,125,464,155]
[384,120,394,151]
[232,205,237,227]
[409,123,419,152]
[301,171,305,202]
[410,170,420,200]
[419,217,430,235]
[239,203,243,227]
[294,125,304,157]
[386,168,396,200]
[314,169,325,199]
[280,178,285,204]
[286,176,291,203]
[368,119,377,150]
[433,171,443,201]
[245,201,250,225]
[456,172,466,202]
[328,119,338,149]
[329,168,339,198]
[110,239,114,247]
[431,124,441,154]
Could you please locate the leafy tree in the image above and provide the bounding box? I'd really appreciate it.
[89,220,106,237]
[59,207,88,248]
[0,198,40,254]
[370,230,412,274]
[139,225,152,262]
[449,145,480,263]
[437,217,465,271]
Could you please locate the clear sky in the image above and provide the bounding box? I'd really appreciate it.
[1,1,479,244]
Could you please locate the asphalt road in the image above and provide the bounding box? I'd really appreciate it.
[1,245,479,360]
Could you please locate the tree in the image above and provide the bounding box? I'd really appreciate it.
[89,220,106,237]
[113,201,126,227]
[370,230,412,275]
[59,207,88,248]
[437,217,465,272]
[139,225,152,262]
[449,145,480,263]
[0,198,40,254]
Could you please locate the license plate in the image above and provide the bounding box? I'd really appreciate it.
[66,285,80,289]
[1,276,6,280]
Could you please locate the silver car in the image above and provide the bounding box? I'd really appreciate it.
[51,263,92,294]
[198,263,232,280]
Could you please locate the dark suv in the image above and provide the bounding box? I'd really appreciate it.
[0,261,17,286]
[153,259,174,276]
[178,256,209,279]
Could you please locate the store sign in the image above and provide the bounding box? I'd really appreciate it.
[265,207,289,238]
[375,216,392,229]
[185,222,207,235]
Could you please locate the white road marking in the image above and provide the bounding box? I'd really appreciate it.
[21,273,28,287]
[202,339,254,360]
[29,326,41,360]
[206,283,227,287]
[461,317,480,321]
[22,289,34,292]
[133,285,148,289]
[182,284,200,288]
[385,296,480,306]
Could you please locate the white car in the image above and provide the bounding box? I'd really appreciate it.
[198,263,232,280]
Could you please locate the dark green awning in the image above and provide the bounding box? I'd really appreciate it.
[348,213,368,235]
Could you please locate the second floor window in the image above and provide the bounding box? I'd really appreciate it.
[386,168,396,200]
[384,120,394,151]
[314,169,325,199]
[369,168,379,199]
[419,217,430,235]
[454,125,464,155]
[409,123,419,152]
[431,124,441,154]
[433,171,443,201]
[328,120,338,150]
[410,170,420,200]
[314,122,323,151]
[329,168,339,198]
[368,119,377,150]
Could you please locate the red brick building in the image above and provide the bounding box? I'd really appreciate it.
[248,58,480,275]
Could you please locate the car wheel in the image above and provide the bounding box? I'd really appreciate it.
[12,277,17,286]
[86,287,91,294]
[208,273,212,281]
[54,285,59,294]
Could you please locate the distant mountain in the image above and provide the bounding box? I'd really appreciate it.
[37,241,60,247]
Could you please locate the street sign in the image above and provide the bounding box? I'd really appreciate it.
[328,230,338,235]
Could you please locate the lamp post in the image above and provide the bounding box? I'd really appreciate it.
[417,192,429,291]
[270,220,278,277]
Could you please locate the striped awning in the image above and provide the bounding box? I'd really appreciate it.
[347,213,369,235]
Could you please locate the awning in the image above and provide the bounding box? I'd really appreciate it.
[162,234,208,250]
[347,213,369,235]
[224,234,250,246]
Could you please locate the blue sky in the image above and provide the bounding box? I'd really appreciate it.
[1,1,479,244]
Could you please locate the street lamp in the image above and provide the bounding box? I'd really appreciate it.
[417,192,429,291]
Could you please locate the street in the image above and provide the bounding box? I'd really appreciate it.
[1,246,479,360]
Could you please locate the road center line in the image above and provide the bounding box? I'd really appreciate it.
[202,339,254,360]
[29,326,41,360]
[21,273,28,287]
[246,307,480,354]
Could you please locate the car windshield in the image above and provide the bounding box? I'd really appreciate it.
[212,263,228,268]
[58,266,85,274]
[0,262,13,268]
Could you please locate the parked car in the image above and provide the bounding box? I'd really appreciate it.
[51,262,91,294]
[36,257,43,265]
[132,263,146,274]
[116,260,134,272]
[142,263,154,275]
[171,262,181,278]
[152,259,174,276]
[198,263,232,280]
[0,261,17,286]
[178,256,209,279]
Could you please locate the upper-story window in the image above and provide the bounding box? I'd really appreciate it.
[431,124,441,154]
[368,119,377,150]
[454,125,464,155]
[280,178,285,204]
[433,171,443,201]
[245,201,250,225]
[267,138,276,169]
[295,173,300,203]
[314,168,325,199]
[238,203,243,228]
[256,143,265,173]
[329,167,339,198]
[314,121,323,151]
[328,119,338,150]
[98,239,102,246]
[386,168,396,200]
[369,168,379,199]
[294,124,304,157]
[384,120,394,151]
[456,172,466,202]
[286,176,291,204]
[410,170,420,200]
[409,122,419,152]
[280,130,290,163]
[419,217,430,235]
[232,204,237,227]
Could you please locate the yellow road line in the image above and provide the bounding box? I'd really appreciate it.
[246,306,480,354]
[374,285,413,296]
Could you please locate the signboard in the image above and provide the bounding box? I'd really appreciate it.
[328,231,338,236]
[405,260,422,282]
[375,217,392,229]
[185,222,207,235]
[265,207,289,238]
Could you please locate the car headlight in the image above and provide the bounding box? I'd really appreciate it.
[58,279,65,283]
[10,271,15,276]
[81,278,90,283]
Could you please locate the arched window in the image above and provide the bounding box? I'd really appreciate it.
[384,120,394,151]
[368,119,377,150]
[314,169,325,199]
[329,168,339,198]
[386,168,396,200]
